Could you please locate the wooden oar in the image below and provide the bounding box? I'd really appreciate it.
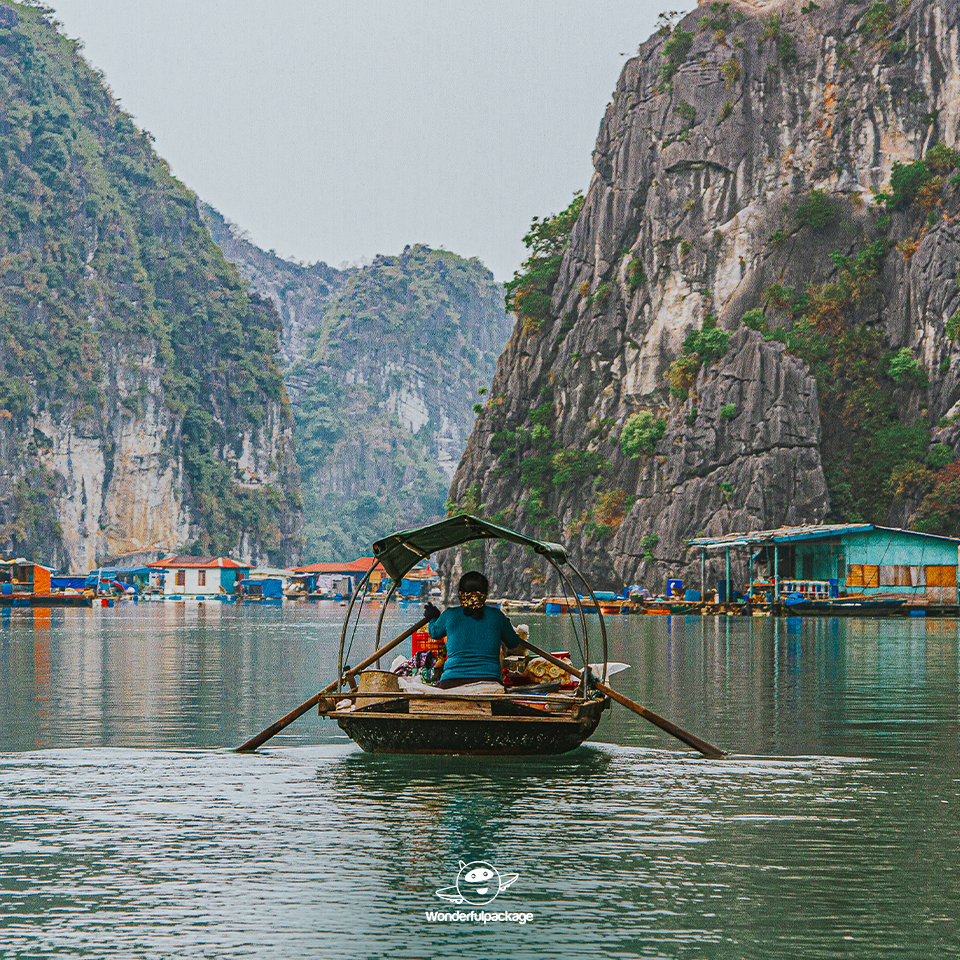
[522,640,727,759]
[235,617,430,753]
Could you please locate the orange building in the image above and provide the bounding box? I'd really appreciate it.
[0,558,52,596]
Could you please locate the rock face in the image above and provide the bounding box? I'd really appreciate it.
[288,246,513,559]
[200,207,514,560]
[446,0,960,596]
[201,204,350,368]
[0,4,302,571]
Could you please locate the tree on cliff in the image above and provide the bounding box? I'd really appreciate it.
[504,192,584,331]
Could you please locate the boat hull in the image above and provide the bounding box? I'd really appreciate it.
[336,701,607,755]
[782,597,908,615]
[0,594,93,608]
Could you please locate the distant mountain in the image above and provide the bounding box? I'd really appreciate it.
[202,207,514,559]
[0,3,301,571]
[201,204,351,368]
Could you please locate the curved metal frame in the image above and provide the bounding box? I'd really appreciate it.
[568,559,610,684]
[335,538,610,694]
[337,559,381,690]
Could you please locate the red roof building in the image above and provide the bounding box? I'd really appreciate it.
[146,556,252,596]
[147,556,252,569]
[291,557,376,574]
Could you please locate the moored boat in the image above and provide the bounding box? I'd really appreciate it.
[781,593,908,615]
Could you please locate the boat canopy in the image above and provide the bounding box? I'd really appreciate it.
[372,515,567,582]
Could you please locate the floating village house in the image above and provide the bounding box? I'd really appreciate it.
[688,524,960,603]
[0,558,52,597]
[290,558,384,597]
[146,556,252,597]
[85,566,155,593]
[240,567,294,601]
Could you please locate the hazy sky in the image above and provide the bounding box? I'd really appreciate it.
[46,1,680,280]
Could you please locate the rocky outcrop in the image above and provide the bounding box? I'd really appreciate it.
[446,0,960,596]
[0,4,302,570]
[200,203,350,368]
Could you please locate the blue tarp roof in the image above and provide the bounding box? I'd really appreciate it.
[52,576,87,589]
[88,567,154,576]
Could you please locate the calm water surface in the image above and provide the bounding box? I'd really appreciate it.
[0,603,957,958]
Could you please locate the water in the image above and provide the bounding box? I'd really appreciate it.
[1,604,958,958]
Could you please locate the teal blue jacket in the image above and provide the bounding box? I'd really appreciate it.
[427,606,522,681]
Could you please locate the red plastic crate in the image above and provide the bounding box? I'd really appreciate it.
[412,628,444,657]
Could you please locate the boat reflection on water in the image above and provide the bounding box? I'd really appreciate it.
[323,746,615,874]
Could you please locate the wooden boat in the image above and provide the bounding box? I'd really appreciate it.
[598,599,634,615]
[322,515,612,755]
[641,598,700,615]
[332,692,608,756]
[544,596,634,615]
[495,597,545,614]
[781,594,908,615]
[0,592,93,608]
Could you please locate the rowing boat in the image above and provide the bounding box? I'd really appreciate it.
[322,515,612,755]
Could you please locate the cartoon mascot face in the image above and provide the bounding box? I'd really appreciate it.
[457,861,501,904]
[435,859,519,905]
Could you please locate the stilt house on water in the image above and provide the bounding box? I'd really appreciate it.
[146,556,252,598]
[290,558,385,598]
[687,524,960,604]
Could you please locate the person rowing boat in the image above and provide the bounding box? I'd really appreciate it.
[424,571,523,689]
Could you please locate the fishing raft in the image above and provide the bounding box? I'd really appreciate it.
[237,515,725,759]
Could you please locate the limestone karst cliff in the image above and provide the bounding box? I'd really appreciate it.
[289,245,513,560]
[0,3,302,571]
[446,0,960,596]
[201,204,514,560]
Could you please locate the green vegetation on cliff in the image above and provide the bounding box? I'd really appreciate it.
[0,3,299,564]
[292,245,510,559]
[504,193,584,332]
[739,141,960,528]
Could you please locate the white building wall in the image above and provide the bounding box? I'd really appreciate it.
[161,567,223,596]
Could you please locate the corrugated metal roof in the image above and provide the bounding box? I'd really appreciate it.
[687,523,872,549]
[247,567,294,579]
[687,523,960,549]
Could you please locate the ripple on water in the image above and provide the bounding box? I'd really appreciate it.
[1,744,955,959]
[2,610,959,957]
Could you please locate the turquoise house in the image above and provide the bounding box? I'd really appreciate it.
[687,524,960,602]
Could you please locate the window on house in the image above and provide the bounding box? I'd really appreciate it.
[176,570,185,587]
[847,564,879,587]
[198,570,206,587]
